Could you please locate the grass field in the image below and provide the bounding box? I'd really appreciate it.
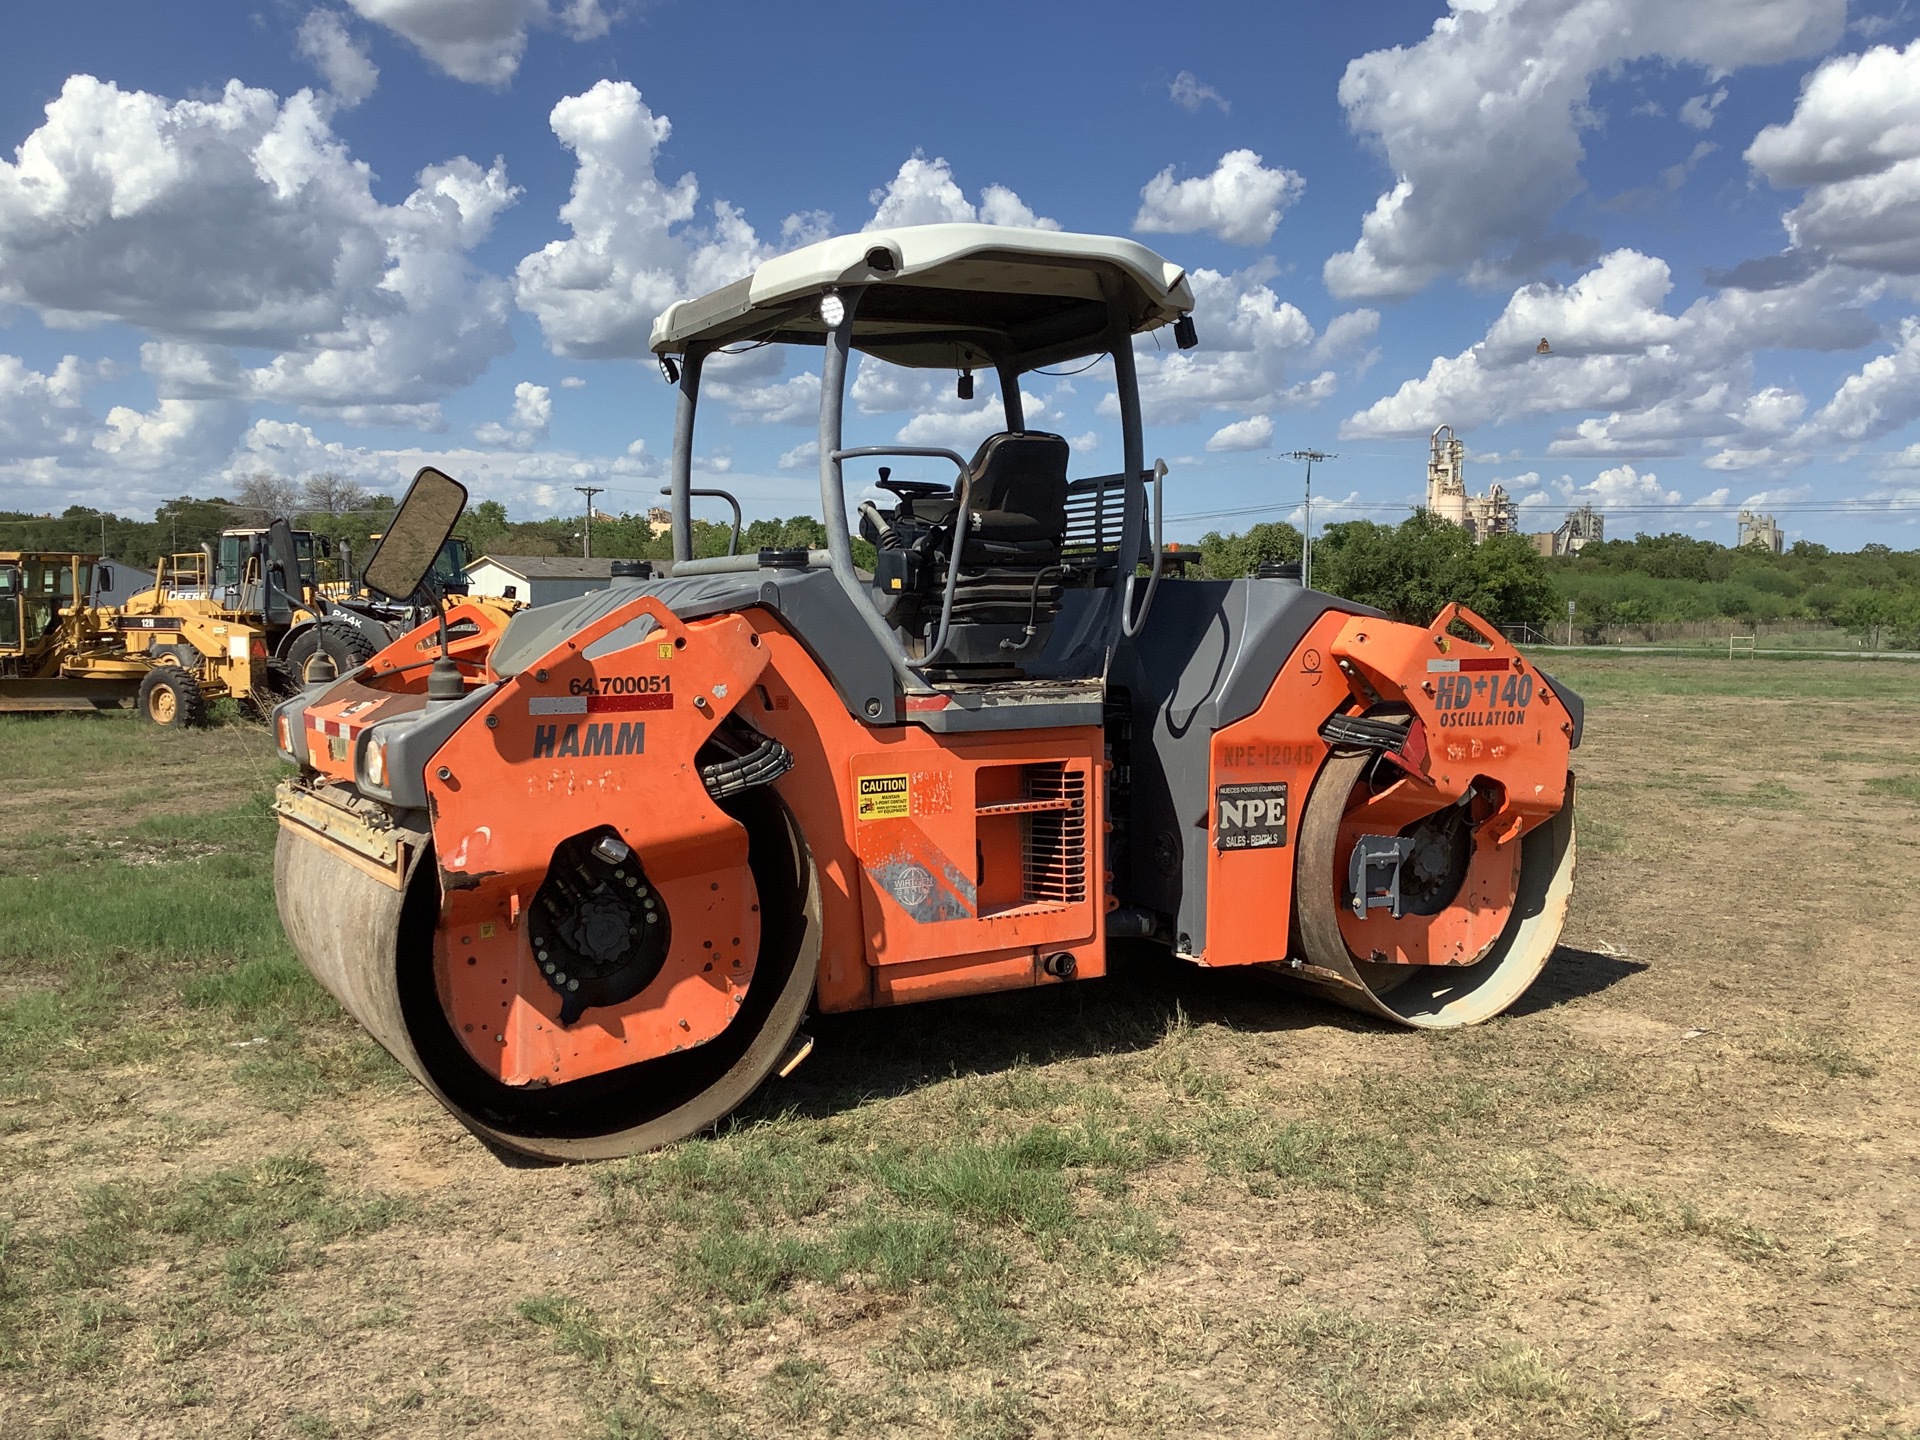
[2,657,1917,1438]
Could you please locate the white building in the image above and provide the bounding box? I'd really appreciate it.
[1737,511,1784,554]
[1426,425,1516,542]
[466,555,614,607]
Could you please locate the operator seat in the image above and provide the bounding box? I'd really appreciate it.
[948,430,1070,562]
[860,430,1076,653]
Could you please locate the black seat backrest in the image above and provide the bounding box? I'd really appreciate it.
[963,431,1070,544]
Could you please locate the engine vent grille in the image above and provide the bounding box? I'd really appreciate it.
[1021,764,1087,906]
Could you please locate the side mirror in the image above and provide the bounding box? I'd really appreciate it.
[363,468,468,602]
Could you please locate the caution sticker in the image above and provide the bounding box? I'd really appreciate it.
[857,773,910,820]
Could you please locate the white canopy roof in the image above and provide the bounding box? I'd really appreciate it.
[649,224,1194,371]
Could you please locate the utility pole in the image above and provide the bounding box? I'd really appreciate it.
[573,485,604,559]
[1283,450,1336,590]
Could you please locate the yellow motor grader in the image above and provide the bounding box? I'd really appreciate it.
[0,551,149,713]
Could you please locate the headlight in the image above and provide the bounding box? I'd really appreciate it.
[819,291,846,328]
[276,713,293,756]
[362,736,387,789]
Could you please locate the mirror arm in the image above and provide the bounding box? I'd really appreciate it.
[660,486,743,556]
[1121,459,1169,639]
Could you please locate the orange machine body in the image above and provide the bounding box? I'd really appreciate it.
[1199,604,1571,972]
[293,598,513,789]
[281,586,1570,1094]
[339,593,1107,1089]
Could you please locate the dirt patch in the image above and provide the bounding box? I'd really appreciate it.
[3,661,1917,1439]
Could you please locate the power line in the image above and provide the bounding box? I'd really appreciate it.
[1277,450,1336,590]
[1163,497,1920,526]
[573,485,604,558]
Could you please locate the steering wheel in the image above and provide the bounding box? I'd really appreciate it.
[874,465,952,502]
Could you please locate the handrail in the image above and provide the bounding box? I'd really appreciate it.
[1121,458,1169,638]
[831,444,972,670]
[661,485,742,555]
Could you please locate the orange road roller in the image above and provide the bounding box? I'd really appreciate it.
[270,226,1580,1160]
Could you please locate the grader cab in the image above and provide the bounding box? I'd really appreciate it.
[269,225,1580,1160]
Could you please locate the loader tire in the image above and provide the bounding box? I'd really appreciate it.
[137,665,208,729]
[283,626,378,686]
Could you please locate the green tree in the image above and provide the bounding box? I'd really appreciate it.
[1836,589,1899,649]
[1310,512,1556,627]
[149,496,242,565]
[456,499,512,557]
[1197,521,1301,578]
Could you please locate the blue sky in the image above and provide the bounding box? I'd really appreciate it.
[5,0,1920,547]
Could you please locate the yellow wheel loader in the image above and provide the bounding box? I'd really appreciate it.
[112,525,497,725]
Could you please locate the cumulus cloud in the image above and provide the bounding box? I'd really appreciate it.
[1747,39,1920,274]
[865,154,1058,231]
[1325,0,1845,298]
[343,0,614,86]
[1205,415,1273,451]
[895,392,1049,451]
[1169,71,1229,114]
[1124,264,1333,423]
[708,372,821,425]
[838,352,1060,453]
[334,402,446,429]
[0,75,516,417]
[230,416,665,498]
[475,380,552,448]
[1344,248,1876,463]
[1679,87,1729,130]
[1133,150,1303,246]
[1561,462,1684,510]
[1310,308,1381,368]
[1798,316,1920,442]
[297,10,379,108]
[781,209,834,247]
[95,397,251,472]
[0,355,97,462]
[515,81,776,360]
